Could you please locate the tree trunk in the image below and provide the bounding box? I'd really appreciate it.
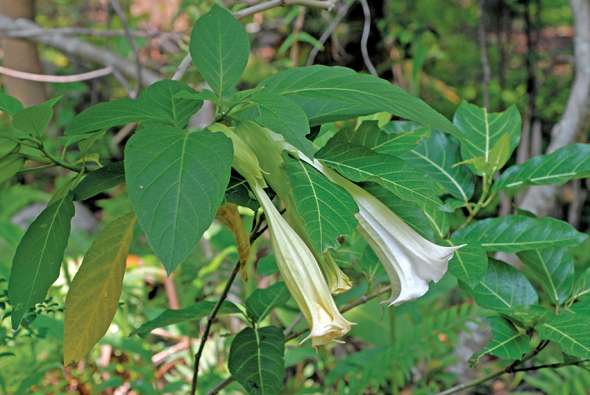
[0,0,47,106]
[519,0,590,216]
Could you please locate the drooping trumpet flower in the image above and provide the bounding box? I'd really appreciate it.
[304,157,461,305]
[210,123,352,345]
[251,182,352,345]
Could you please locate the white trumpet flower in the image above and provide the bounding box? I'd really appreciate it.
[252,183,352,345]
[303,157,461,305]
[211,124,352,345]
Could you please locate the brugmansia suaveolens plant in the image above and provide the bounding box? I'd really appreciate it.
[2,4,590,395]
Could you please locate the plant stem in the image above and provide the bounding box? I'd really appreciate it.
[190,260,241,395]
[190,223,268,394]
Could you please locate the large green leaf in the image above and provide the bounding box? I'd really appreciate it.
[64,213,136,363]
[125,125,233,272]
[316,142,445,211]
[495,144,590,192]
[190,5,250,96]
[233,91,314,156]
[448,243,488,288]
[8,194,75,328]
[73,161,125,201]
[518,249,574,305]
[538,312,590,358]
[245,282,290,323]
[364,183,448,240]
[66,81,201,135]
[283,156,358,253]
[471,259,538,312]
[473,316,530,362]
[134,300,241,337]
[261,65,458,136]
[453,216,587,252]
[402,131,474,202]
[229,326,285,395]
[0,91,23,114]
[453,102,521,175]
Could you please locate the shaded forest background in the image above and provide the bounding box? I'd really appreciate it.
[0,0,589,394]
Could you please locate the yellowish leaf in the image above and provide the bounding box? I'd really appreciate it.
[64,213,136,364]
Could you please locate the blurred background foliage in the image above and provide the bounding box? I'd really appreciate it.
[0,0,587,394]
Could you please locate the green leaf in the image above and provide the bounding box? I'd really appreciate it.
[453,216,587,252]
[246,282,290,323]
[190,5,250,96]
[364,183,448,240]
[0,136,18,158]
[64,213,136,363]
[67,81,202,135]
[518,249,575,305]
[474,316,530,362]
[139,80,202,127]
[495,144,590,192]
[449,243,488,288]
[283,156,358,253]
[0,154,24,184]
[66,99,151,135]
[401,131,474,202]
[73,161,125,201]
[0,91,23,114]
[8,193,75,328]
[452,102,521,175]
[234,92,314,156]
[572,268,590,301]
[316,142,445,211]
[538,312,590,358]
[335,120,429,157]
[13,98,60,137]
[124,125,233,272]
[471,259,538,312]
[228,326,285,395]
[134,300,240,337]
[261,65,458,136]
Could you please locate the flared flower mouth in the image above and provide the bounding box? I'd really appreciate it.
[252,183,352,345]
[302,156,460,305]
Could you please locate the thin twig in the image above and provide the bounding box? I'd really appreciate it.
[172,0,337,81]
[0,65,112,83]
[306,1,352,65]
[110,0,143,92]
[359,0,377,76]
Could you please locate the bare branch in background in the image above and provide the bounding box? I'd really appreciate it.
[110,0,143,94]
[306,0,352,65]
[1,26,167,38]
[0,15,160,86]
[172,0,337,81]
[0,65,112,83]
[519,0,590,215]
[359,0,377,76]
